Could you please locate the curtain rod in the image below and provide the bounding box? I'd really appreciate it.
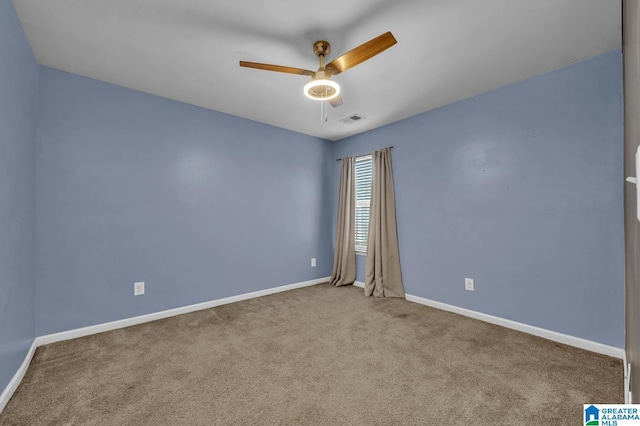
[336,146,394,161]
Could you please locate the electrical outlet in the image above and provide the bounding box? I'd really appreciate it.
[134,281,145,296]
[465,278,474,292]
[311,258,317,267]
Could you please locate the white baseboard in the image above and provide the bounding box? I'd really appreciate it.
[354,281,624,359]
[0,340,38,414]
[0,276,330,413]
[0,277,624,414]
[37,277,330,346]
[405,294,625,359]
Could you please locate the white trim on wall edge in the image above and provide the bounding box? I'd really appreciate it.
[37,277,330,346]
[353,281,624,360]
[1,277,624,413]
[0,340,37,414]
[0,276,330,413]
[624,351,630,404]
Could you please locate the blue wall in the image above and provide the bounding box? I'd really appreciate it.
[333,50,624,347]
[0,20,625,399]
[0,0,38,392]
[36,68,333,335]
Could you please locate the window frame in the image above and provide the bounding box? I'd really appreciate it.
[354,154,372,254]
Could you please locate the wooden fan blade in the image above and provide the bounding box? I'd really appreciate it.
[239,61,314,76]
[326,32,397,75]
[329,94,343,108]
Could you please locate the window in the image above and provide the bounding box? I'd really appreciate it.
[355,155,372,253]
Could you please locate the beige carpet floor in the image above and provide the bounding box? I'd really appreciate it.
[0,283,623,425]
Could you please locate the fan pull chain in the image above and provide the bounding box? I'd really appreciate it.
[321,84,328,122]
[321,99,328,122]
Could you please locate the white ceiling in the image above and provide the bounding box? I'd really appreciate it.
[13,0,621,141]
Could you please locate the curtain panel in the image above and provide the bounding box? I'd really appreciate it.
[330,156,356,286]
[365,147,405,298]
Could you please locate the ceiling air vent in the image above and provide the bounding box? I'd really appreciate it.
[341,114,365,125]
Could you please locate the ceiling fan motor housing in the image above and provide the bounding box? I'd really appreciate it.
[313,40,331,58]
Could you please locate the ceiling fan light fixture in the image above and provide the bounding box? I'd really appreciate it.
[304,79,340,101]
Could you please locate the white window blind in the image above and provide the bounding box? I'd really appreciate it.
[355,155,372,253]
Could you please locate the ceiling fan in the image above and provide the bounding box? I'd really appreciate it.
[240,31,397,108]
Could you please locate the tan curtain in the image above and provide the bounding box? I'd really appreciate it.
[330,156,356,286]
[365,147,405,298]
